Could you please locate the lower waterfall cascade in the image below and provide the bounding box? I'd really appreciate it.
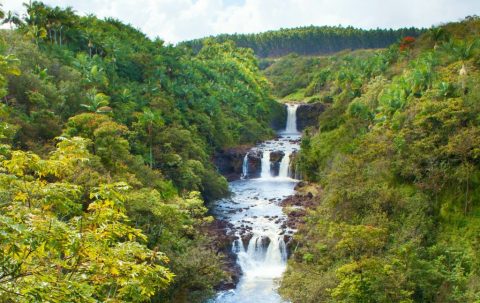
[213,104,301,303]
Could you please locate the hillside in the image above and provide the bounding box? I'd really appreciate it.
[0,2,284,302]
[179,25,424,58]
[1,1,480,302]
[276,16,480,302]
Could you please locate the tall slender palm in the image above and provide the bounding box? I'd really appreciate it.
[2,11,22,29]
[428,27,448,50]
[450,39,478,77]
[138,108,163,168]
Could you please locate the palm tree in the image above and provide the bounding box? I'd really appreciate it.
[81,88,111,113]
[428,27,448,50]
[138,108,164,168]
[25,24,47,46]
[2,11,22,29]
[445,39,479,76]
[436,81,455,99]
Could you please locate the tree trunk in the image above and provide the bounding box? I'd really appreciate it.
[149,126,153,168]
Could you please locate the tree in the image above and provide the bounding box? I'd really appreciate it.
[0,54,21,99]
[2,11,22,29]
[24,24,47,46]
[0,138,174,302]
[444,39,479,76]
[137,108,164,168]
[428,27,448,50]
[81,88,111,113]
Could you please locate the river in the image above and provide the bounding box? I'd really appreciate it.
[212,104,301,303]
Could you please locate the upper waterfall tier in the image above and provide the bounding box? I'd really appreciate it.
[284,104,300,135]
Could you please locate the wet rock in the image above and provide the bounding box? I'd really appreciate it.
[260,236,271,248]
[280,190,319,230]
[283,235,294,257]
[213,145,252,181]
[242,233,253,247]
[270,150,285,177]
[246,150,262,178]
[205,219,241,291]
[294,181,308,190]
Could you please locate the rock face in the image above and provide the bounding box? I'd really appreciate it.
[246,150,262,178]
[213,146,251,181]
[213,147,291,180]
[280,182,320,255]
[296,102,326,130]
[270,150,285,176]
[206,219,242,291]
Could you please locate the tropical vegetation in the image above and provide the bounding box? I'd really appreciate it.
[180,25,424,58]
[0,1,283,302]
[278,16,480,303]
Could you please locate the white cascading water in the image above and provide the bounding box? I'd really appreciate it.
[261,151,272,178]
[241,153,249,179]
[278,152,291,178]
[213,104,301,303]
[284,104,299,134]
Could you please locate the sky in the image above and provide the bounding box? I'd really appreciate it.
[3,0,480,44]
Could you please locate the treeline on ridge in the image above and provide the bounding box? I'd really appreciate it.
[179,25,425,58]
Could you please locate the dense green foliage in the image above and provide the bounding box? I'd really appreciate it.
[262,53,322,98]
[279,16,480,302]
[0,2,284,302]
[180,25,424,58]
[3,1,479,302]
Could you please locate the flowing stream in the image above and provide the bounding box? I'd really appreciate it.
[213,104,301,303]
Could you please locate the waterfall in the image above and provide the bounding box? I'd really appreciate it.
[236,235,287,279]
[285,104,299,134]
[232,238,245,254]
[241,153,249,179]
[278,152,291,178]
[264,236,287,266]
[213,103,302,303]
[261,151,271,178]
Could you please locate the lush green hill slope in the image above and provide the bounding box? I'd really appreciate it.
[0,2,284,302]
[278,16,480,302]
[179,25,424,58]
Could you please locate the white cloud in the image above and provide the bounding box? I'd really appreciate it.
[2,0,479,43]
